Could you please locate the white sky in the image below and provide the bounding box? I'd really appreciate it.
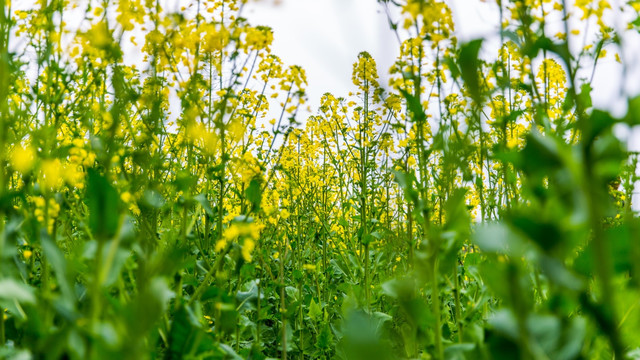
[242,0,640,117]
[244,0,398,110]
[242,0,502,112]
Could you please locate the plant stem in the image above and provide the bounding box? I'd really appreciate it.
[431,259,443,360]
[453,265,463,343]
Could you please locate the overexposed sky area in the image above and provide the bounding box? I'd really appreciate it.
[242,0,499,111]
[242,0,639,113]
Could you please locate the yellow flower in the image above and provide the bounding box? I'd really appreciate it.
[129,203,141,216]
[40,159,63,190]
[242,238,255,262]
[352,52,379,91]
[10,144,36,174]
[244,26,273,52]
[224,224,240,240]
[215,239,228,252]
[121,191,133,203]
[63,163,85,189]
[228,119,245,143]
[303,264,316,271]
[86,21,112,49]
[507,136,520,149]
[407,155,416,168]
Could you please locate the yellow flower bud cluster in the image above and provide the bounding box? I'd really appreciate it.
[215,221,263,262]
[10,143,36,174]
[32,196,60,233]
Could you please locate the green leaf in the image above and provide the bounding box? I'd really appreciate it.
[126,277,174,338]
[625,95,640,125]
[174,170,197,192]
[578,83,592,110]
[236,280,262,312]
[489,309,519,339]
[285,286,299,301]
[193,193,214,217]
[0,278,35,304]
[458,39,484,104]
[575,224,634,276]
[518,131,566,176]
[142,189,165,209]
[308,298,322,321]
[398,89,426,123]
[41,232,75,306]
[393,170,419,205]
[87,168,120,240]
[444,188,470,237]
[444,55,460,80]
[168,304,216,359]
[539,255,584,291]
[245,178,262,213]
[445,343,476,360]
[317,323,334,350]
[219,344,243,360]
[588,109,616,143]
[509,212,561,252]
[473,222,527,256]
[340,309,393,360]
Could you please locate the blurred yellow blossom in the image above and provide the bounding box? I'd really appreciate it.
[10,143,36,174]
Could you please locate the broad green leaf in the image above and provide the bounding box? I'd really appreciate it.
[458,39,483,104]
[308,298,322,321]
[87,168,120,240]
[0,278,35,304]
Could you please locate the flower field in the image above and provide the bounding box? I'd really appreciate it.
[2,0,640,359]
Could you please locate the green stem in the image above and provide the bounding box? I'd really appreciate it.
[587,174,624,358]
[256,266,262,349]
[453,265,463,343]
[0,215,4,346]
[364,242,370,311]
[280,237,288,360]
[188,245,231,306]
[431,259,443,360]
